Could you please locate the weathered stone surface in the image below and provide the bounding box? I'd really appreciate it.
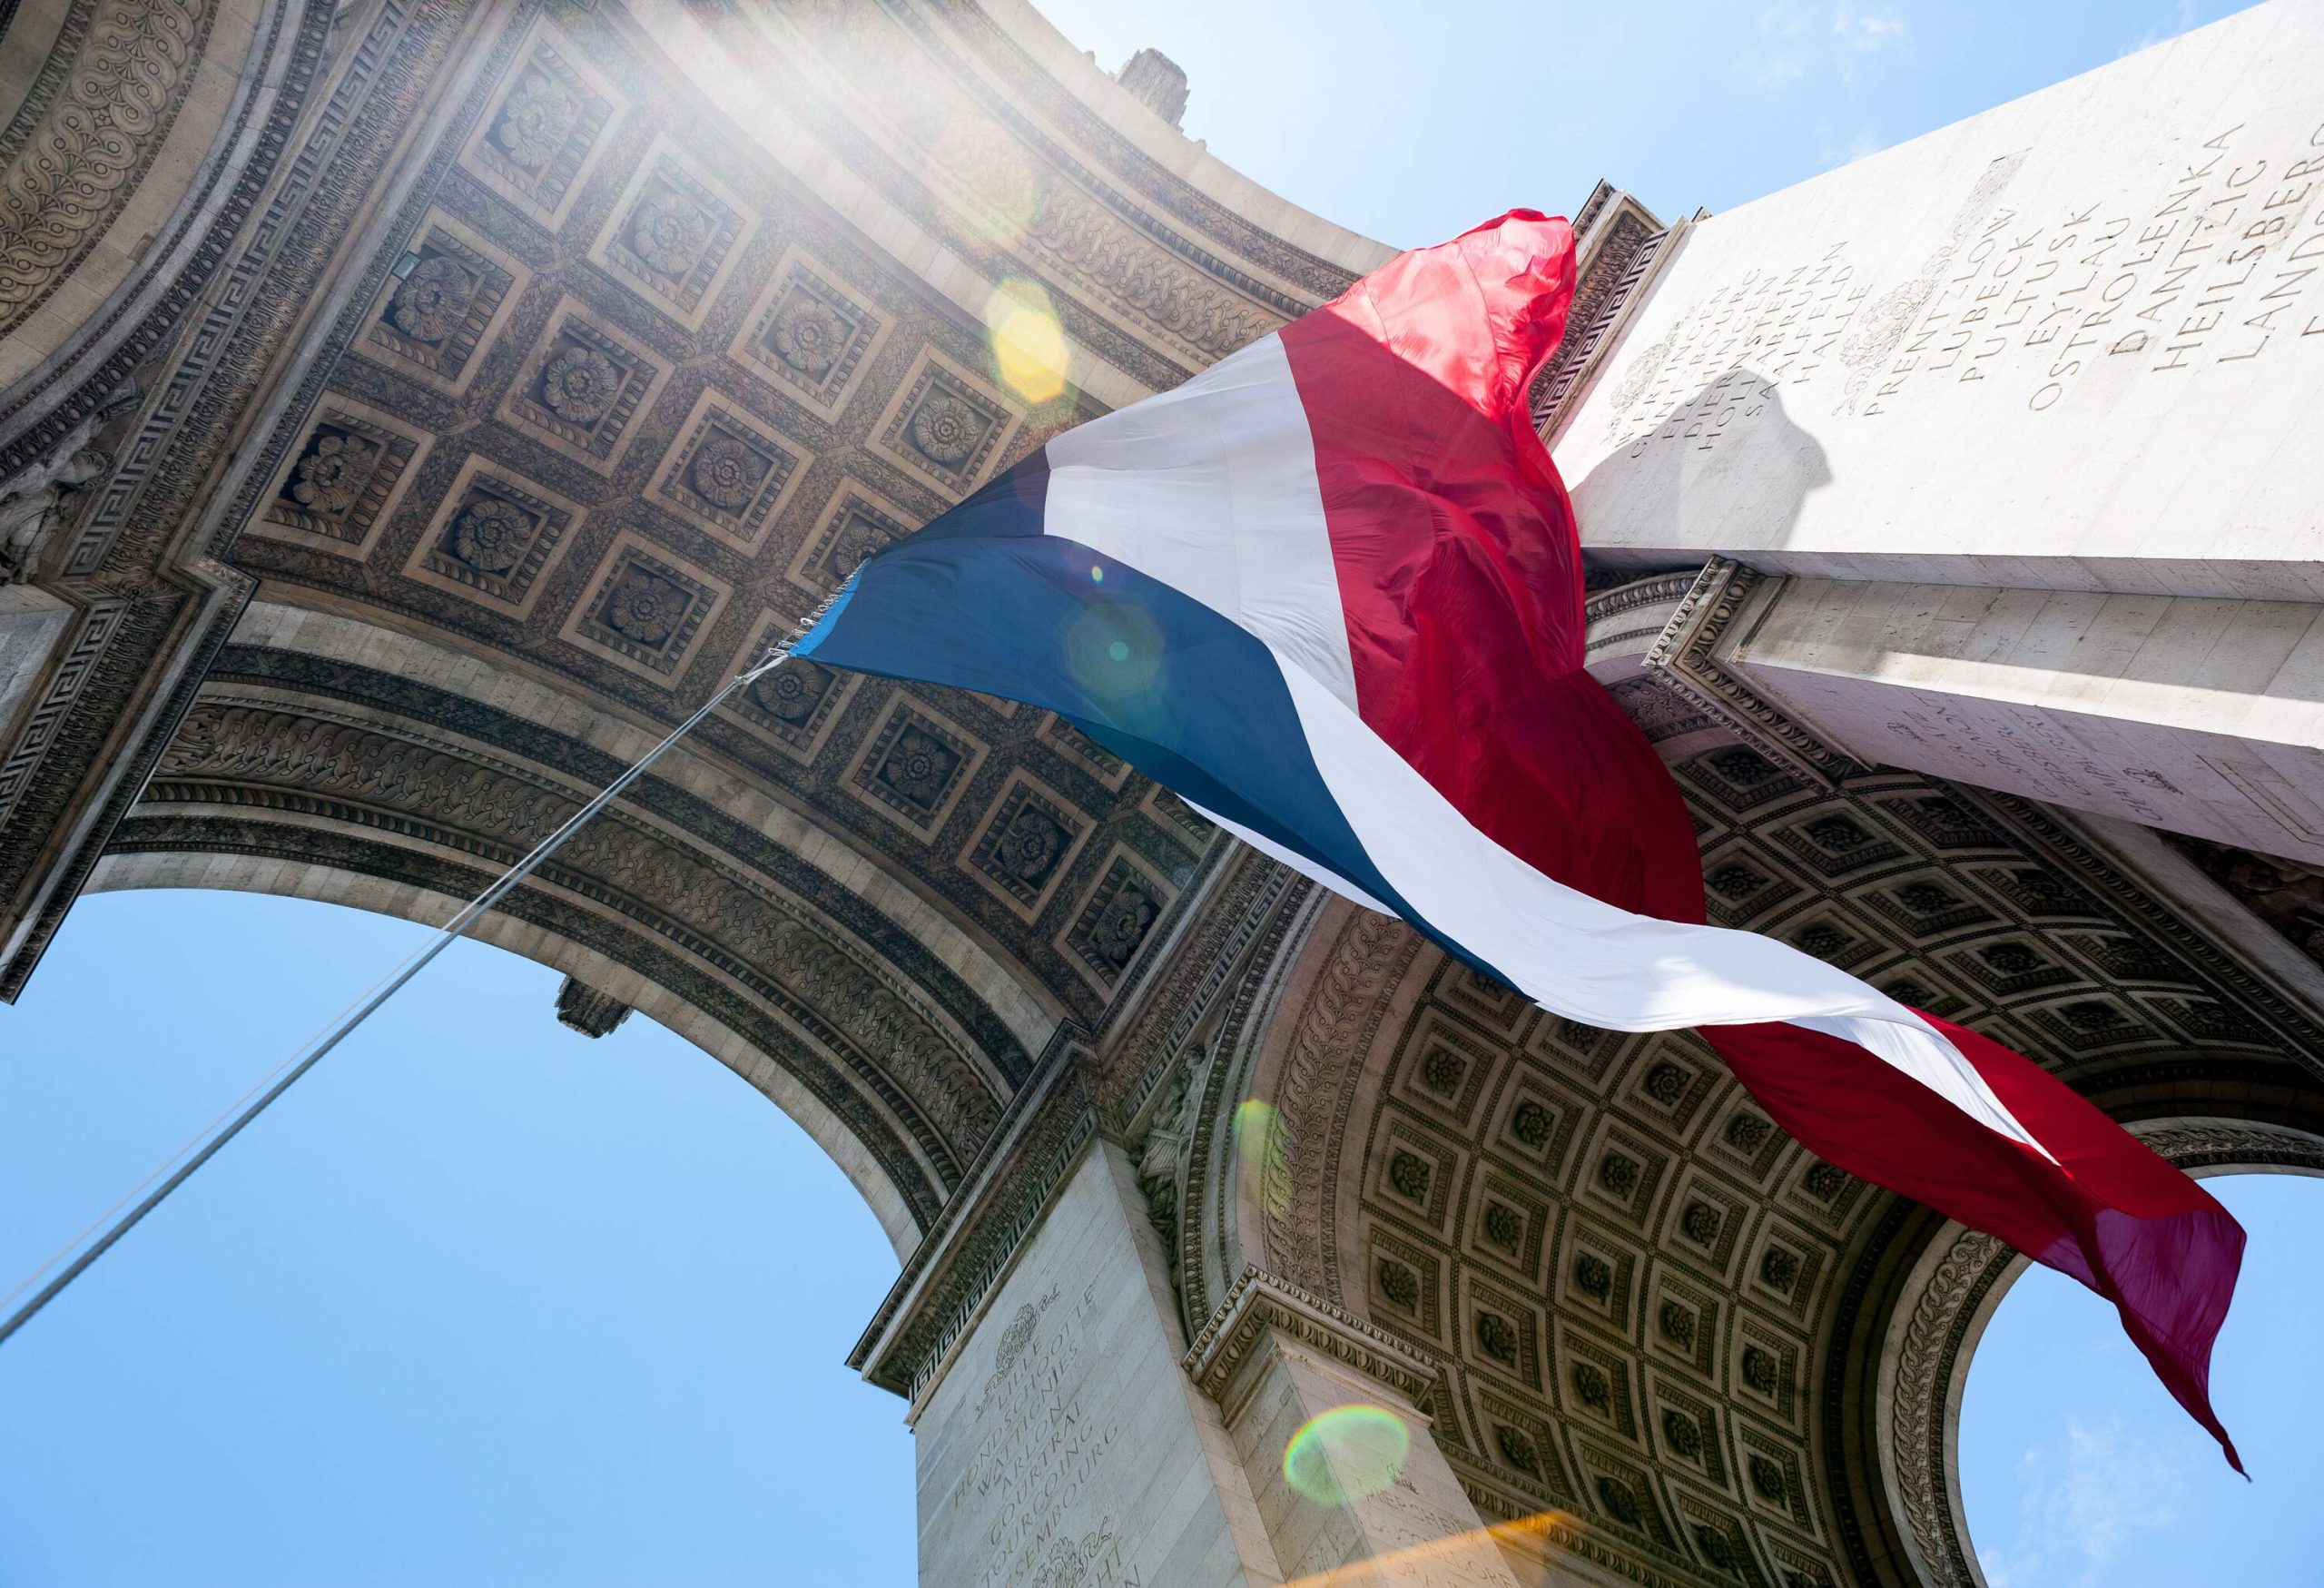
[1558,3,2324,602]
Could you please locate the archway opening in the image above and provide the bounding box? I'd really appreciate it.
[1958,1171,2324,1588]
[0,889,913,1584]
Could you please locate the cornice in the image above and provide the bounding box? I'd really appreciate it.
[849,1026,1098,1405]
[1643,556,1857,781]
[1181,1266,1443,1419]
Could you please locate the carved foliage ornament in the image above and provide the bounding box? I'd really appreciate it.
[0,1,210,336]
[390,254,480,342]
[448,497,530,575]
[540,343,620,424]
[772,294,848,377]
[492,70,576,173]
[628,187,709,276]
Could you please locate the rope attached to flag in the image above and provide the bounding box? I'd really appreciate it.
[0,590,845,1348]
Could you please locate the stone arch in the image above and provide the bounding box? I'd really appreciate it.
[85,846,940,1256]
[2,0,1388,1285]
[1829,1105,2324,1588]
[84,591,1087,1254]
[1201,740,2324,1584]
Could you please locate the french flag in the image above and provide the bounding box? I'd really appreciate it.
[795,212,2245,1465]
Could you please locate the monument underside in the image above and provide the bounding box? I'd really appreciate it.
[4,2,2322,1584]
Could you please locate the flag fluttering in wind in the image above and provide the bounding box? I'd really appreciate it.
[794,212,2245,1466]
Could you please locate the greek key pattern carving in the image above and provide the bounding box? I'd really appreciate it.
[0,0,214,338]
[0,603,123,830]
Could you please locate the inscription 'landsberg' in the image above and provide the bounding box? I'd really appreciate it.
[1606,114,2324,459]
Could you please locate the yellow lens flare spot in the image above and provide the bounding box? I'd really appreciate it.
[1233,1099,1291,1218]
[1283,1405,1411,1506]
[983,279,1071,407]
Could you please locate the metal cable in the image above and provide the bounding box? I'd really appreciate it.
[0,596,839,1347]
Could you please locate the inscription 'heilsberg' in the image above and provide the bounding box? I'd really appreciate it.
[1606,113,2324,459]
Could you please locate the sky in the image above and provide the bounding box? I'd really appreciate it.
[0,3,2309,1585]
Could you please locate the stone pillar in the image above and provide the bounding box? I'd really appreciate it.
[854,1055,1544,1588]
[869,1117,1282,1587]
[1185,1270,1523,1587]
[1658,560,2324,865]
[1554,2,2324,597]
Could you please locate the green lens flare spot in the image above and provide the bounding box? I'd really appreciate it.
[1108,640,1130,663]
[1090,564,1105,582]
[1233,1100,1291,1218]
[1283,1405,1410,1505]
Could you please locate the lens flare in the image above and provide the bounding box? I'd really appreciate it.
[1064,598,1164,714]
[1233,1099,1291,1218]
[983,278,1070,406]
[1283,1405,1411,1505]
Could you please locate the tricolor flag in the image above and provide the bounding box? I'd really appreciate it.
[795,212,2245,1466]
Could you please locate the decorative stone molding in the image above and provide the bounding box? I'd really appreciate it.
[1583,568,1701,674]
[0,0,216,340]
[850,1029,1098,1405]
[1645,557,1857,781]
[1259,906,1423,1297]
[144,693,1009,1187]
[1531,188,1679,439]
[554,974,632,1037]
[1182,1266,1443,1417]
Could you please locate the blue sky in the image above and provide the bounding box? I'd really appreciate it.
[2,4,2310,1585]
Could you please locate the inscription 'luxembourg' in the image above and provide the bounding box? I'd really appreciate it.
[960,1285,1135,1588]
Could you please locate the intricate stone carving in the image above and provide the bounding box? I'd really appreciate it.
[0,409,113,586]
[1183,1267,1443,1412]
[1646,557,1857,781]
[0,1,213,338]
[1062,852,1167,989]
[570,543,720,676]
[872,351,1017,495]
[554,975,632,1038]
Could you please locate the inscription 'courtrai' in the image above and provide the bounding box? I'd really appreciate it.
[959,1285,1137,1588]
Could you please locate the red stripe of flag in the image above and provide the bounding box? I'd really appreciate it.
[1277,211,2245,1469]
